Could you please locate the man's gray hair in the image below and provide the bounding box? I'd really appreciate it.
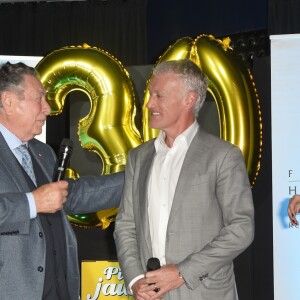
[153,59,208,116]
[0,62,38,107]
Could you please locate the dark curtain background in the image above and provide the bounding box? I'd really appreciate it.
[269,0,300,35]
[146,0,267,63]
[0,0,147,66]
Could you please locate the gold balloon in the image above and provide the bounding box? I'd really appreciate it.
[143,35,262,186]
[36,44,142,227]
[36,43,142,173]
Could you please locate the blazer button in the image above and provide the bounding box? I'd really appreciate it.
[39,232,43,238]
[199,273,208,281]
[38,266,44,272]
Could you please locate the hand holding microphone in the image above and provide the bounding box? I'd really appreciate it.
[147,257,161,293]
[144,260,186,296]
[33,139,73,214]
[33,181,69,213]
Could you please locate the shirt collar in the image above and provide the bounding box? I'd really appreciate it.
[154,120,199,152]
[0,123,24,151]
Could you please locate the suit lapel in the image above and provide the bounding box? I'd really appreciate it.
[167,128,207,227]
[138,141,156,255]
[0,133,33,191]
[28,139,52,183]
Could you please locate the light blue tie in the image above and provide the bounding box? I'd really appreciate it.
[16,144,37,185]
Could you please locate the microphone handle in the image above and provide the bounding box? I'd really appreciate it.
[54,152,69,181]
[52,139,73,182]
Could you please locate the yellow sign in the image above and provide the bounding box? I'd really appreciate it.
[81,261,133,300]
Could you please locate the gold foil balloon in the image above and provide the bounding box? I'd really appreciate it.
[143,35,262,186]
[36,44,142,227]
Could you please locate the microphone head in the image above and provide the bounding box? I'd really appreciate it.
[52,138,74,182]
[147,257,160,271]
[60,139,73,154]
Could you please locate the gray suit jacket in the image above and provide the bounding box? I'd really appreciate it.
[114,127,254,300]
[0,133,124,299]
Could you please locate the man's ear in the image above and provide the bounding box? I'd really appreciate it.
[185,91,197,108]
[1,91,14,114]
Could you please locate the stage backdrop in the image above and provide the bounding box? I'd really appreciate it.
[271,33,300,300]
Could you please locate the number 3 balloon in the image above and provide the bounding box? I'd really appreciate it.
[36,44,142,227]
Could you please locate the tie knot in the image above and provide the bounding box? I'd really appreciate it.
[15,144,31,160]
[17,144,29,155]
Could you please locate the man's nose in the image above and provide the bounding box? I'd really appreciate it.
[146,95,155,109]
[42,98,52,115]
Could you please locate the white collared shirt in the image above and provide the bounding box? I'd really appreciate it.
[147,121,199,265]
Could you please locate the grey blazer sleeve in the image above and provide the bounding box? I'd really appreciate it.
[65,171,125,215]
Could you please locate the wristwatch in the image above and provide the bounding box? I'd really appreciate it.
[178,271,186,282]
[178,271,192,290]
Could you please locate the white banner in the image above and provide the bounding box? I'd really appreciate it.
[271,33,300,300]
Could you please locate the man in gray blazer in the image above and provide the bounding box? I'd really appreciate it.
[0,62,124,299]
[114,59,254,300]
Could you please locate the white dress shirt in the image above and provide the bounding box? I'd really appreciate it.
[148,121,198,265]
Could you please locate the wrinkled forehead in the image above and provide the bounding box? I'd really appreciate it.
[22,74,45,94]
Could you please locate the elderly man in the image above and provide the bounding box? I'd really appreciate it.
[0,62,124,299]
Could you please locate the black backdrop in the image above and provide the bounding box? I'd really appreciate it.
[0,0,299,299]
[0,0,147,66]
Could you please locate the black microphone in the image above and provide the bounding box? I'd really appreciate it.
[52,139,73,182]
[147,258,161,293]
[147,257,161,272]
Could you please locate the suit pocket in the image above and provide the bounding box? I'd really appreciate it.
[202,264,234,290]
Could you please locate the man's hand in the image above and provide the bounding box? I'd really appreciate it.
[32,180,69,213]
[132,278,158,300]
[288,194,300,225]
[140,264,185,300]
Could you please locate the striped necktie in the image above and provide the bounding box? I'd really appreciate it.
[16,144,37,185]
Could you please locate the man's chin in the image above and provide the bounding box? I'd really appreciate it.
[33,128,44,139]
[35,128,43,135]
[149,121,161,130]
